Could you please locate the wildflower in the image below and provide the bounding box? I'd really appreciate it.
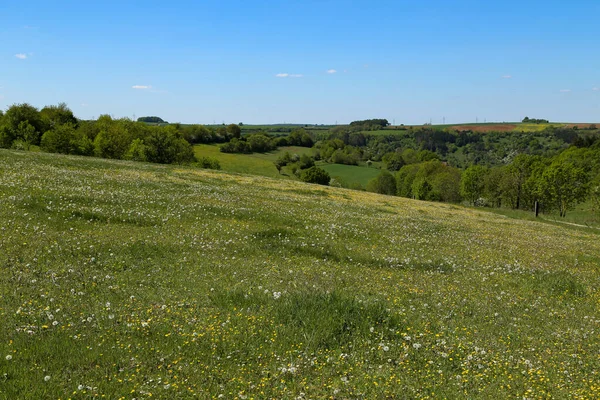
[5,355,12,361]
[44,375,51,382]
[273,291,281,299]
[383,346,390,352]
[413,343,422,349]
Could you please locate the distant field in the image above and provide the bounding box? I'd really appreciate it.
[2,150,600,398]
[384,122,599,134]
[319,162,382,187]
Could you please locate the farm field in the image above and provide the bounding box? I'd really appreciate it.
[193,144,313,179]
[1,150,600,398]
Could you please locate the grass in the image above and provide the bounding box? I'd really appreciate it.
[318,162,382,187]
[1,149,600,398]
[193,144,312,179]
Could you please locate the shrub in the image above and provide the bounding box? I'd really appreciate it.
[196,156,221,170]
[300,167,330,185]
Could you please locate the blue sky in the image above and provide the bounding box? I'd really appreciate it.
[1,0,599,124]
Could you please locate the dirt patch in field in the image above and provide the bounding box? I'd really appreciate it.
[564,123,598,129]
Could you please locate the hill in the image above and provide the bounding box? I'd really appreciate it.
[1,150,599,398]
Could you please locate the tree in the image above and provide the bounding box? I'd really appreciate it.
[124,138,147,161]
[144,126,195,164]
[537,161,588,217]
[366,171,396,195]
[137,116,165,123]
[226,124,241,139]
[382,152,404,171]
[3,103,44,145]
[40,123,78,154]
[503,154,540,209]
[484,167,506,208]
[461,165,488,206]
[300,167,330,185]
[40,103,77,130]
[274,160,284,174]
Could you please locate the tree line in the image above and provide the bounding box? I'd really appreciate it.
[0,103,220,168]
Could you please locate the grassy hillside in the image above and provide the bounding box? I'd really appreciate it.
[193,144,313,179]
[1,150,600,399]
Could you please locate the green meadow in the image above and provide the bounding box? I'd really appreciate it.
[1,150,600,399]
[193,144,313,179]
[319,163,383,188]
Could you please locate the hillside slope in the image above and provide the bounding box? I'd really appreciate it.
[1,150,599,398]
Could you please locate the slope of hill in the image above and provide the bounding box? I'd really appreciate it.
[1,150,599,398]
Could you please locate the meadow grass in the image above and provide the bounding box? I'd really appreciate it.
[318,163,382,187]
[1,149,600,399]
[193,144,313,180]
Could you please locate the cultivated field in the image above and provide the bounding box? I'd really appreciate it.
[1,150,599,399]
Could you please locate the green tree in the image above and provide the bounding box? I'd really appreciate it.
[124,138,147,161]
[461,165,488,206]
[226,124,242,139]
[537,161,588,217]
[40,123,78,154]
[382,152,405,171]
[366,171,397,195]
[40,103,78,130]
[4,103,44,145]
[300,167,330,185]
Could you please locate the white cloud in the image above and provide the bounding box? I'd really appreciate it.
[276,73,289,78]
[15,54,27,59]
[132,85,151,89]
[501,75,512,79]
[560,89,571,93]
[275,73,302,78]
[81,103,88,107]
[593,87,599,91]
[326,69,337,74]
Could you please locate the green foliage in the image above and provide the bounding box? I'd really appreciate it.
[124,138,147,162]
[246,134,276,153]
[144,127,195,164]
[137,116,165,123]
[94,125,131,159]
[196,156,221,170]
[297,153,315,170]
[537,161,589,217]
[366,171,397,195]
[300,166,331,185]
[461,165,488,206]
[522,116,549,124]
[220,138,251,153]
[226,124,241,139]
[4,103,44,145]
[40,123,78,154]
[382,151,404,171]
[40,103,77,130]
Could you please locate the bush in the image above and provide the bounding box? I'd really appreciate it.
[300,167,330,185]
[144,128,195,164]
[197,157,221,170]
